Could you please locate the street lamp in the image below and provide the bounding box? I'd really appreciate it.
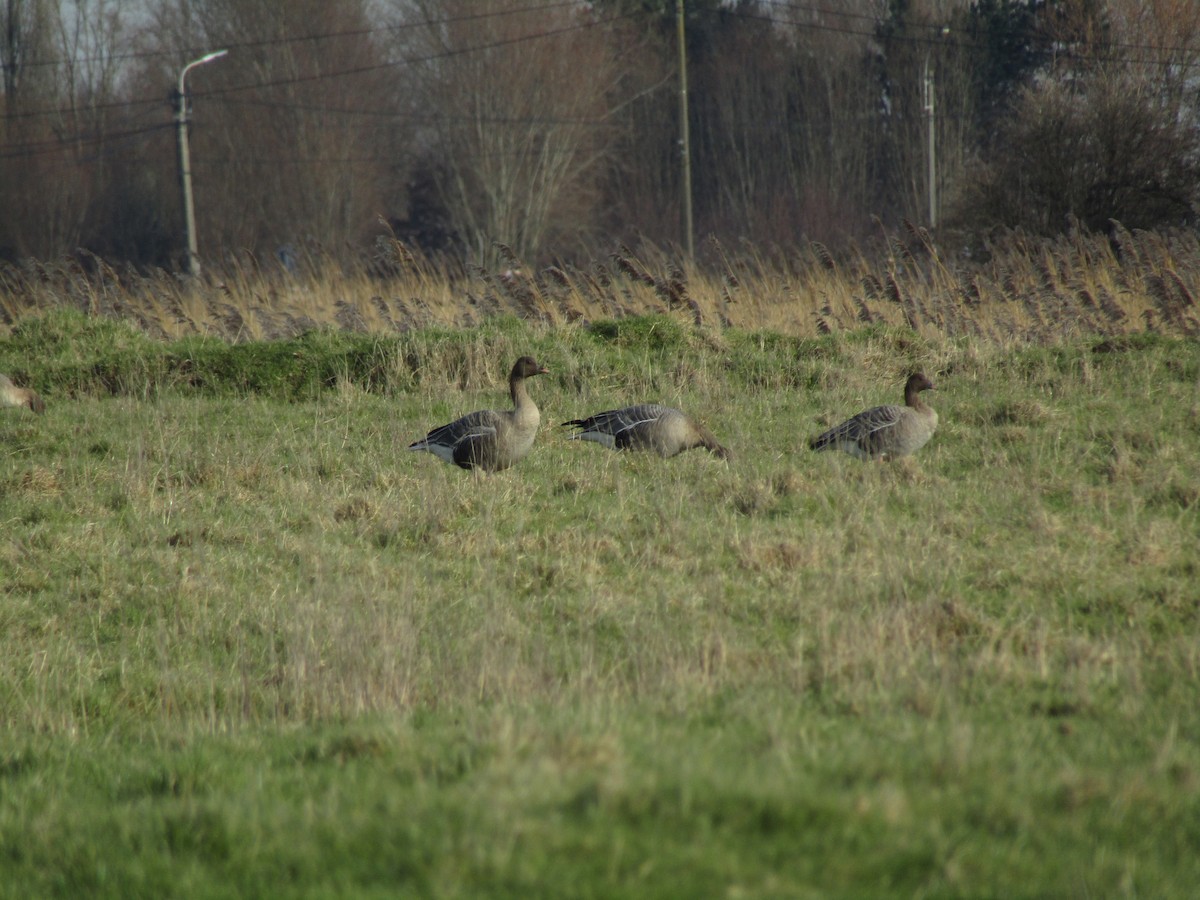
[676,0,694,261]
[176,49,228,277]
[923,52,936,229]
[923,27,950,230]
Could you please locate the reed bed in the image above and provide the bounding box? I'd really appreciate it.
[3,222,1197,344]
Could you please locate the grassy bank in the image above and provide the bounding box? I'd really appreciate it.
[1,311,1198,896]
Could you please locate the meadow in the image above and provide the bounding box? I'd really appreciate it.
[1,228,1199,897]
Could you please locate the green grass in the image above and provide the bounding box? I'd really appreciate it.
[2,312,1199,897]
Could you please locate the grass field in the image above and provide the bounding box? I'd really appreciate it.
[2,299,1199,896]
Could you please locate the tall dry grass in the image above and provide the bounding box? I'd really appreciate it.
[3,222,1197,343]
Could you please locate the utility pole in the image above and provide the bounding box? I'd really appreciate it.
[676,0,694,260]
[175,49,228,277]
[923,52,937,230]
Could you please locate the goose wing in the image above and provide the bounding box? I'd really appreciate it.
[410,409,500,460]
[811,403,904,454]
[563,404,671,450]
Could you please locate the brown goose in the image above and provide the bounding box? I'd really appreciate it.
[810,373,937,460]
[562,404,731,460]
[408,356,549,471]
[1,373,45,414]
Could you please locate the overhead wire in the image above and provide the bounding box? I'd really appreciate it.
[0,2,632,162]
[0,1,620,124]
[751,0,1200,68]
[7,0,584,70]
[2,0,1198,167]
[191,7,642,103]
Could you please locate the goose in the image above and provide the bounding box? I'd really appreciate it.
[809,373,937,460]
[562,404,731,460]
[408,356,549,471]
[1,373,45,414]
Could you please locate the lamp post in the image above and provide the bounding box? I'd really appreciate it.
[676,0,694,261]
[923,27,950,230]
[923,52,936,229]
[176,49,228,277]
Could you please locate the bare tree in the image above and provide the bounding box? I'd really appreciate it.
[692,2,893,243]
[964,74,1200,234]
[0,0,51,108]
[957,0,1200,235]
[391,0,625,263]
[591,7,676,249]
[0,0,130,259]
[139,0,403,268]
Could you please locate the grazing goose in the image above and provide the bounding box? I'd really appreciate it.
[810,373,937,460]
[408,356,549,472]
[562,404,731,460]
[1,373,45,414]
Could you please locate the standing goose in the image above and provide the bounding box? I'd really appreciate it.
[562,404,731,460]
[408,356,549,472]
[1,373,45,414]
[810,373,937,460]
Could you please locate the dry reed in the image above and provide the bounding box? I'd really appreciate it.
[3,226,1199,343]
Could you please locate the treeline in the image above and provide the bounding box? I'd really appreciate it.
[1,0,1199,271]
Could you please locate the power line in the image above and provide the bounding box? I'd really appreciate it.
[3,0,1198,169]
[747,0,1200,68]
[192,3,1200,133]
[0,121,172,163]
[8,0,584,71]
[0,3,637,126]
[760,0,1200,53]
[14,0,1199,76]
[206,92,611,127]
[191,8,641,103]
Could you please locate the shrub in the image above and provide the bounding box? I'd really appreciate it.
[958,70,1200,235]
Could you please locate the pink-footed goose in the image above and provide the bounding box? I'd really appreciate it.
[562,404,731,460]
[810,373,937,460]
[1,373,45,414]
[408,356,549,471]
